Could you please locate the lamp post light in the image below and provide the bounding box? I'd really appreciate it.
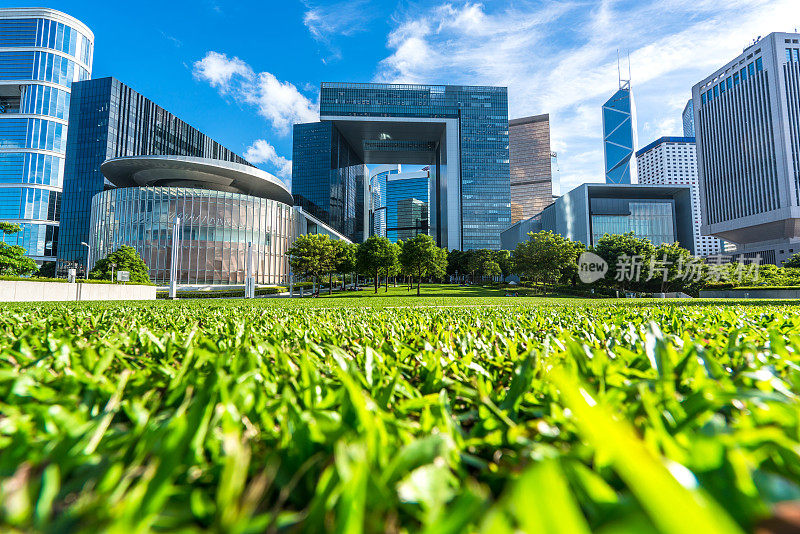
[111,262,117,284]
[80,242,90,279]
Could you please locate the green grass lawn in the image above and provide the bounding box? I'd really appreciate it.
[2,291,800,532]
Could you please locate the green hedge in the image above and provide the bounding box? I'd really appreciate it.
[156,286,288,299]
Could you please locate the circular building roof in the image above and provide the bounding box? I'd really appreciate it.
[100,155,293,205]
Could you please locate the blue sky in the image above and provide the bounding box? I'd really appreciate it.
[19,0,800,192]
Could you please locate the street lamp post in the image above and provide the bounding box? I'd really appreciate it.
[80,242,90,279]
[110,262,117,284]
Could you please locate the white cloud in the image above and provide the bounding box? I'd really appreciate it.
[193,51,251,92]
[244,139,292,179]
[192,51,318,135]
[375,0,798,192]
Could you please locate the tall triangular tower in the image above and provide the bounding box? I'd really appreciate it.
[602,53,637,184]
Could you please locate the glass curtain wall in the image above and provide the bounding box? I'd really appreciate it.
[0,11,93,260]
[89,187,294,285]
[590,199,676,246]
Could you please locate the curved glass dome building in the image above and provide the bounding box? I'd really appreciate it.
[89,156,344,286]
[0,8,93,261]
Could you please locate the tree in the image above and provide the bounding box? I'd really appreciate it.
[0,223,37,276]
[511,231,580,293]
[380,242,402,292]
[1,222,22,241]
[482,260,502,280]
[356,236,397,293]
[398,234,448,295]
[647,242,696,293]
[593,232,656,293]
[89,245,150,283]
[334,241,358,290]
[287,234,334,294]
[37,261,56,278]
[785,253,800,268]
[447,249,468,282]
[495,250,512,278]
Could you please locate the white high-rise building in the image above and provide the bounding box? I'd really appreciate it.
[636,137,720,257]
[693,32,800,265]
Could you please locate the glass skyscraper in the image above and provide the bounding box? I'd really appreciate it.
[0,8,93,261]
[385,167,429,242]
[602,82,637,184]
[682,99,695,137]
[293,82,510,249]
[57,77,249,272]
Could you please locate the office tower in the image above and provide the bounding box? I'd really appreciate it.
[369,164,397,238]
[0,8,93,262]
[293,83,510,250]
[682,99,695,137]
[501,183,694,254]
[57,77,249,272]
[508,114,553,222]
[602,81,638,184]
[693,32,800,264]
[636,136,720,256]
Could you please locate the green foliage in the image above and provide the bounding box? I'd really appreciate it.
[0,222,22,236]
[784,253,800,268]
[481,259,502,278]
[398,234,447,295]
[37,261,56,278]
[287,234,335,285]
[357,236,397,293]
[0,222,36,277]
[2,299,800,532]
[512,231,581,291]
[89,245,150,284]
[593,232,656,292]
[0,243,37,277]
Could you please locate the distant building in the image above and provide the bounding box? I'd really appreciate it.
[693,32,800,264]
[636,136,720,256]
[602,81,638,184]
[386,168,429,241]
[509,114,553,222]
[500,183,694,254]
[682,99,695,137]
[369,164,430,242]
[57,77,249,273]
[0,8,93,262]
[369,164,397,238]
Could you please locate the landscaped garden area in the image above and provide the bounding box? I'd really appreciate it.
[2,292,800,532]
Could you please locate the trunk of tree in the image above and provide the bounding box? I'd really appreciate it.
[393,276,397,287]
[416,274,421,296]
[313,276,317,295]
[328,272,332,295]
[385,274,389,292]
[374,269,378,293]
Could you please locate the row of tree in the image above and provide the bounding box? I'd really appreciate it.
[446,249,510,282]
[287,233,448,296]
[510,230,706,294]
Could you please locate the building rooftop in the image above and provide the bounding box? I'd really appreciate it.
[101,155,293,205]
[636,136,696,157]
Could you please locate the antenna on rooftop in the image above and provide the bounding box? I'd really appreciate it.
[627,49,632,85]
[617,49,622,89]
